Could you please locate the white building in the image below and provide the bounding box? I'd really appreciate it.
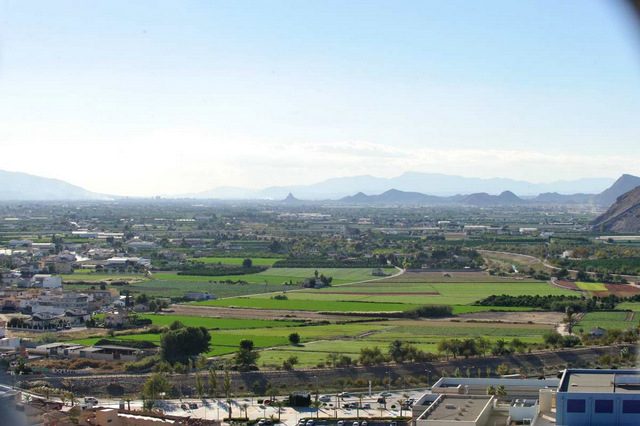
[32,274,62,289]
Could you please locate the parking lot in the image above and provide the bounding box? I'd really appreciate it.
[97,389,428,425]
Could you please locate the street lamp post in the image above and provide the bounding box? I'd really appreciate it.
[425,369,431,388]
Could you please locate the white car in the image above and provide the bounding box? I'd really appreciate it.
[380,391,392,397]
[84,397,98,406]
[319,395,331,402]
[337,421,345,426]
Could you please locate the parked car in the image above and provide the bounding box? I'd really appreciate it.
[377,397,386,404]
[337,421,345,426]
[258,419,268,426]
[298,420,307,426]
[380,391,392,397]
[262,399,274,406]
[180,404,187,410]
[352,422,359,426]
[348,402,358,409]
[306,420,315,426]
[362,403,371,409]
[84,397,98,406]
[319,395,331,402]
[361,421,368,426]
[390,422,397,426]
[189,403,198,409]
[338,392,351,398]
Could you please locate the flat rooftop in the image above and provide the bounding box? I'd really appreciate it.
[418,395,492,423]
[559,369,640,394]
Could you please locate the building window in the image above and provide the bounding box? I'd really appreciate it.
[623,400,640,414]
[595,400,613,413]
[567,399,586,413]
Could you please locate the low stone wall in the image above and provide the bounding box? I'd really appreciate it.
[6,345,635,398]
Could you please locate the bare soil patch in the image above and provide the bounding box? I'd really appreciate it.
[456,310,564,325]
[170,304,357,322]
[299,291,440,295]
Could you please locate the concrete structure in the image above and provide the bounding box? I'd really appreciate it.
[32,274,62,288]
[103,309,130,327]
[34,342,143,361]
[415,394,495,426]
[556,369,640,426]
[184,291,214,301]
[413,370,640,426]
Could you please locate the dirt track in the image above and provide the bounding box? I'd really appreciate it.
[169,304,356,322]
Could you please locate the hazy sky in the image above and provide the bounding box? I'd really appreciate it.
[1,1,639,196]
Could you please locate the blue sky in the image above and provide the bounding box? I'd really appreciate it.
[1,1,639,196]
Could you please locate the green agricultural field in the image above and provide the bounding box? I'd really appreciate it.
[188,257,282,266]
[60,273,148,282]
[252,281,574,306]
[382,271,539,283]
[137,314,300,329]
[576,282,608,292]
[575,311,637,331]
[193,279,566,312]
[98,279,293,298]
[451,305,534,314]
[194,297,419,312]
[616,302,640,313]
[158,268,395,286]
[250,319,551,368]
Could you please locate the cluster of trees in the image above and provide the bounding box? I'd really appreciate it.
[478,294,629,312]
[403,304,453,318]
[233,339,260,371]
[437,337,534,358]
[476,295,589,312]
[402,247,484,269]
[160,321,211,363]
[580,329,638,346]
[554,249,640,276]
[273,258,385,268]
[542,331,581,348]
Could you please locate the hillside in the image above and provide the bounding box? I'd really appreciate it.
[593,174,640,207]
[591,185,640,233]
[0,170,109,201]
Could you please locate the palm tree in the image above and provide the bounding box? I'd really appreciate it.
[242,403,249,419]
[496,385,507,398]
[208,367,218,399]
[398,398,405,417]
[311,400,322,419]
[274,400,285,422]
[486,385,496,396]
[196,373,205,399]
[223,368,232,418]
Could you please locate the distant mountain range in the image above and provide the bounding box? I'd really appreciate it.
[0,169,638,208]
[0,170,111,201]
[335,175,640,207]
[184,172,616,200]
[592,184,640,233]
